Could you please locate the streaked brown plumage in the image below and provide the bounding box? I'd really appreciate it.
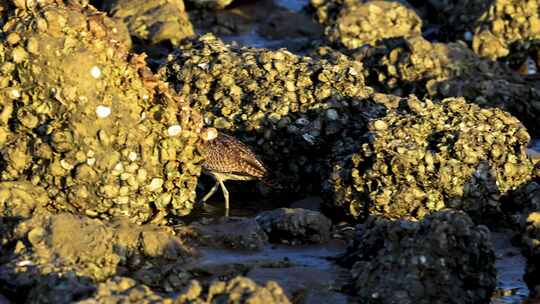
[199,128,267,216]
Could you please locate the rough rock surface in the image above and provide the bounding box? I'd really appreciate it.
[311,0,422,49]
[103,0,194,46]
[159,34,387,195]
[325,97,532,222]
[190,218,269,250]
[79,276,291,303]
[504,177,540,297]
[0,1,204,222]
[339,210,496,304]
[0,211,194,298]
[472,0,540,60]
[256,208,332,244]
[338,36,540,134]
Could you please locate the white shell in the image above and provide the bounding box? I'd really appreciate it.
[167,125,182,136]
[128,151,138,161]
[90,66,101,79]
[96,105,111,118]
[10,89,20,98]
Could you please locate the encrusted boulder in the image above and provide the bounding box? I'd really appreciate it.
[311,0,422,49]
[325,97,532,222]
[334,35,540,134]
[103,0,194,46]
[0,1,204,223]
[339,210,496,304]
[472,0,540,60]
[0,211,194,294]
[78,276,291,303]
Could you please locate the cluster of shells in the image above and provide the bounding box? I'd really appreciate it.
[472,0,540,60]
[80,276,290,304]
[159,33,381,193]
[312,0,422,49]
[0,1,204,223]
[339,210,496,304]
[328,33,540,136]
[350,36,478,93]
[102,0,194,46]
[325,97,532,222]
[0,211,192,295]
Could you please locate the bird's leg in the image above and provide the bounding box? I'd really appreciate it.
[217,177,230,217]
[199,181,219,204]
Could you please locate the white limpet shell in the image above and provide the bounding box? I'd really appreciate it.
[96,105,111,118]
[167,125,182,136]
[90,66,101,79]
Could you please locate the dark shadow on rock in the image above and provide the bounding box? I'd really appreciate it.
[406,0,496,43]
[500,174,540,298]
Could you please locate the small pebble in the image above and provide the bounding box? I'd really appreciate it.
[302,133,316,144]
[296,117,310,126]
[326,108,339,121]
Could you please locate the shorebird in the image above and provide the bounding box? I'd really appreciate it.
[199,128,267,217]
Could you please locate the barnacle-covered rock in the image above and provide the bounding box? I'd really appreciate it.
[472,0,540,60]
[78,277,170,303]
[79,276,290,303]
[160,33,380,194]
[339,35,540,136]
[103,0,194,46]
[351,36,486,94]
[0,1,204,222]
[339,210,496,304]
[0,211,193,292]
[255,208,332,244]
[0,181,49,251]
[325,97,532,222]
[204,276,290,304]
[311,0,422,49]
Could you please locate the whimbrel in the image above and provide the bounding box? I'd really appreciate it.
[199,128,267,216]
